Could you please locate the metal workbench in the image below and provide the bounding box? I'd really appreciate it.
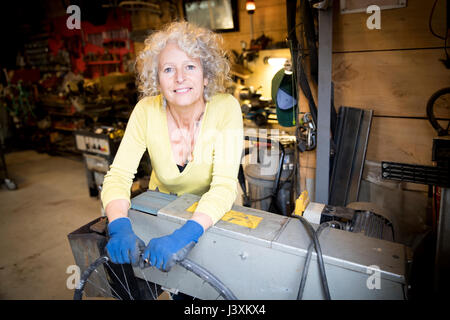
[129,191,408,300]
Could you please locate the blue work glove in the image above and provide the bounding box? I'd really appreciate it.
[106,217,145,266]
[140,220,204,272]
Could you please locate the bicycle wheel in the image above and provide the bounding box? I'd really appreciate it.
[73,256,238,300]
[427,87,450,136]
[73,256,163,300]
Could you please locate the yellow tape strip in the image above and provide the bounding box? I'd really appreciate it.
[293,190,310,217]
[186,202,263,229]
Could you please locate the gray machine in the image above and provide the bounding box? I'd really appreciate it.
[128,191,409,300]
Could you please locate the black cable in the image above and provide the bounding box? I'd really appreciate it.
[297,221,340,300]
[294,216,331,300]
[296,221,346,299]
[429,0,450,63]
[178,259,237,300]
[426,87,450,136]
[429,0,446,40]
[445,25,450,61]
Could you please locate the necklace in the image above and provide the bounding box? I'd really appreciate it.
[167,105,204,165]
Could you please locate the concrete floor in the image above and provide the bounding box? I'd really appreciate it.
[0,150,101,299]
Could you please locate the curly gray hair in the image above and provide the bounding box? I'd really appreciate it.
[136,21,230,101]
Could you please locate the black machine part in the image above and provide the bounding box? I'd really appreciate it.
[329,107,373,207]
[432,137,450,163]
[319,205,395,242]
[381,161,449,189]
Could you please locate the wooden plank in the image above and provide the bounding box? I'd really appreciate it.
[299,166,316,198]
[333,0,447,52]
[333,49,450,118]
[300,149,316,169]
[366,117,436,166]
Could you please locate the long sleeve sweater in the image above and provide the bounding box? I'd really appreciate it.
[101,93,244,224]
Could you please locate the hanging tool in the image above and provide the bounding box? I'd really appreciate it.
[297,112,316,152]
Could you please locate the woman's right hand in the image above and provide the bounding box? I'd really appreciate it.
[106,217,145,266]
[104,199,144,266]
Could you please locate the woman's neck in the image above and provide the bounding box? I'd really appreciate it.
[167,100,205,128]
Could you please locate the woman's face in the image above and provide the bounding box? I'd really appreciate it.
[158,42,208,109]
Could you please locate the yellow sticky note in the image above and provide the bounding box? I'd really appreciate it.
[186,202,263,229]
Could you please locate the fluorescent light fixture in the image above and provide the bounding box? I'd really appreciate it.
[265,57,288,68]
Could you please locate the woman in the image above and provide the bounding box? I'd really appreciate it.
[101,21,243,272]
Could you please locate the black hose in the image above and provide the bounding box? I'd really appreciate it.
[178,258,238,300]
[297,222,336,299]
[294,216,331,300]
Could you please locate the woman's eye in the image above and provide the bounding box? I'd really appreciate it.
[163,67,173,73]
[186,64,196,70]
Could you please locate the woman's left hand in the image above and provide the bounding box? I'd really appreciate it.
[140,220,204,271]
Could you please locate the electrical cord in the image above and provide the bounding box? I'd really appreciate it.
[426,87,450,136]
[297,221,342,299]
[429,0,446,40]
[74,255,238,300]
[294,216,331,300]
[178,258,238,300]
[429,0,450,63]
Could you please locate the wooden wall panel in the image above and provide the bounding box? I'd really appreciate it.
[331,0,448,168]
[333,0,447,51]
[366,117,436,165]
[333,49,450,117]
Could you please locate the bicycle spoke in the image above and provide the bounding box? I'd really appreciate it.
[93,268,123,300]
[154,280,159,299]
[172,267,190,299]
[195,280,208,300]
[104,261,135,300]
[120,264,134,300]
[137,267,157,300]
[86,278,122,300]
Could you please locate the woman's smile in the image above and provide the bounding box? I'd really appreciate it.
[158,42,208,110]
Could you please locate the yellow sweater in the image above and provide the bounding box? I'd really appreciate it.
[101,93,244,224]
